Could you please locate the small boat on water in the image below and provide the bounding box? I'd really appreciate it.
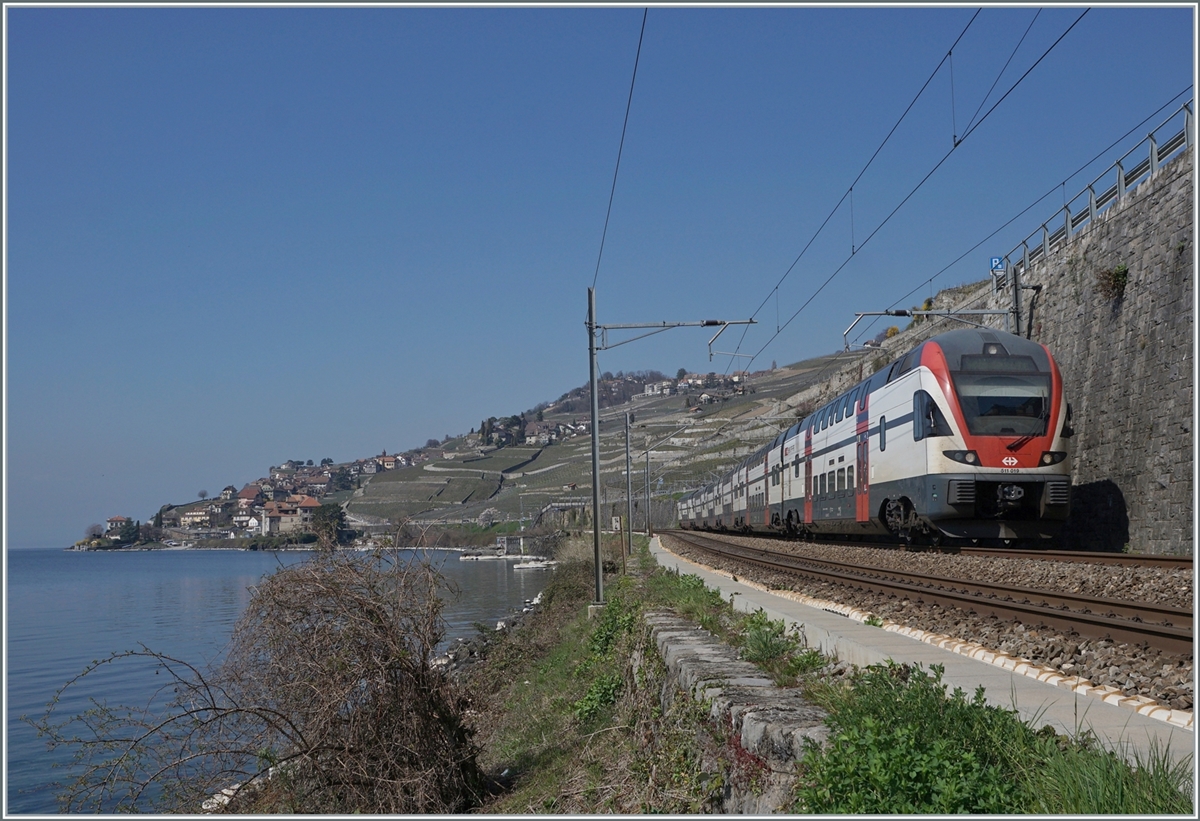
[513,559,557,570]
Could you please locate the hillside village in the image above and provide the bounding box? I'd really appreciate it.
[80,365,783,549]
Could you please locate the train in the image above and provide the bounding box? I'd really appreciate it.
[677,328,1072,547]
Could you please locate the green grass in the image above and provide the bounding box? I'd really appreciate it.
[793,662,1194,814]
[464,540,1193,815]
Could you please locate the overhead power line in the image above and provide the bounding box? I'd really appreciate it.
[733,8,1090,372]
[723,8,982,369]
[591,8,649,292]
[851,85,1193,345]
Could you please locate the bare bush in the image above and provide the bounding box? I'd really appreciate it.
[34,551,484,813]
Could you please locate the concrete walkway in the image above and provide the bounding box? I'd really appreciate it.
[649,537,1195,772]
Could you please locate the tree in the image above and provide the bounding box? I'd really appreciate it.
[198,490,209,500]
[118,519,139,544]
[306,459,313,466]
[320,458,334,466]
[311,504,347,551]
[536,409,543,422]
[330,468,352,492]
[153,510,163,529]
[425,438,440,449]
[34,552,484,813]
[677,368,687,380]
[85,523,104,539]
[886,326,900,338]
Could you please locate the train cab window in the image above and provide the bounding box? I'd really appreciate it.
[879,416,887,451]
[837,468,846,492]
[847,465,855,492]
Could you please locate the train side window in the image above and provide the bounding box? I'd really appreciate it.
[913,390,953,440]
[836,397,845,423]
[879,416,887,451]
[898,346,922,376]
[793,456,800,478]
[819,473,826,496]
[837,468,846,492]
[847,465,855,492]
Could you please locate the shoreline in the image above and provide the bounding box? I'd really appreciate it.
[64,542,472,553]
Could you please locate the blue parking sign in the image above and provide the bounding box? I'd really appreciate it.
[990,256,1003,270]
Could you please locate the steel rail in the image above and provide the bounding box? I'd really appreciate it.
[958,547,1194,569]
[666,531,1193,655]
[666,528,1193,570]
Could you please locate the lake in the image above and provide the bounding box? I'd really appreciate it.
[4,547,551,814]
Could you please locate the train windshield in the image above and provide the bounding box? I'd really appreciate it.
[950,356,1050,436]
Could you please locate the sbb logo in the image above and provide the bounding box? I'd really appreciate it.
[1002,456,1019,467]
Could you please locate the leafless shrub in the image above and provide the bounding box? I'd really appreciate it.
[33,550,484,813]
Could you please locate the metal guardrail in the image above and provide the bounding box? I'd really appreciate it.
[996,101,1193,287]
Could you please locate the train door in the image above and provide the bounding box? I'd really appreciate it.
[762,453,771,527]
[856,392,871,522]
[803,426,814,524]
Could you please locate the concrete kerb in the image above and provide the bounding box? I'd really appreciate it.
[648,536,1195,773]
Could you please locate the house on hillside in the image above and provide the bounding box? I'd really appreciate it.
[304,475,329,495]
[180,509,212,529]
[261,496,319,536]
[236,485,263,508]
[105,516,130,536]
[220,485,238,501]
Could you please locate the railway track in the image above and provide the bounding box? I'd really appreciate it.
[670,528,1193,569]
[666,530,1193,655]
[957,546,1194,569]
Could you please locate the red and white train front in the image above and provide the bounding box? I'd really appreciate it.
[679,328,1073,545]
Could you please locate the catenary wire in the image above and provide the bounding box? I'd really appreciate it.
[734,8,1090,372]
[723,9,982,366]
[851,86,1193,346]
[591,8,649,293]
[961,9,1041,139]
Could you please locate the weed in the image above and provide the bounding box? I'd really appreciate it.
[573,674,623,723]
[1096,263,1129,300]
[863,614,884,627]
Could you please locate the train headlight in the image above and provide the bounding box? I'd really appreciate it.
[942,450,979,465]
[1039,451,1067,465]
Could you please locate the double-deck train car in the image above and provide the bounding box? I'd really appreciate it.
[678,328,1072,545]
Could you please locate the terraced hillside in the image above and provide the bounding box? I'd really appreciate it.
[344,279,993,532]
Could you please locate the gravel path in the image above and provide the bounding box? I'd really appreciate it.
[662,533,1194,712]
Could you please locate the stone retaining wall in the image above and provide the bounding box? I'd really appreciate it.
[642,611,828,813]
[785,150,1194,554]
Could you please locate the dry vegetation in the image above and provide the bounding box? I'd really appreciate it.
[34,551,485,814]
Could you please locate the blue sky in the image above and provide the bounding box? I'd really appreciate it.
[4,5,1194,548]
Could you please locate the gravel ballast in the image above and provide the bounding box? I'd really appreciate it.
[662,533,1194,713]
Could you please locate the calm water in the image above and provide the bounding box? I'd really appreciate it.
[4,547,550,815]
